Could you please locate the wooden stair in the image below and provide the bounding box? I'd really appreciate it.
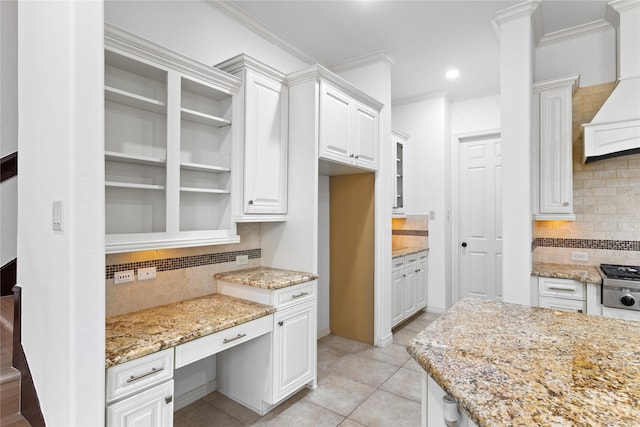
[0,295,30,426]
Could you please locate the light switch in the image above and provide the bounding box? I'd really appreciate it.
[52,200,63,231]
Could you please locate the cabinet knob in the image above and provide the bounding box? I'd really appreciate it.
[562,202,569,207]
[354,154,360,159]
[248,200,254,205]
[278,321,283,327]
[349,154,355,158]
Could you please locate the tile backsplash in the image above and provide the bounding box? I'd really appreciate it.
[106,223,261,317]
[533,81,640,267]
[392,215,429,250]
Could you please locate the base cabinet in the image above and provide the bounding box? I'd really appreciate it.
[392,251,428,328]
[107,381,174,427]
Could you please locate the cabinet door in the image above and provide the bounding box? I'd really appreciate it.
[272,300,316,403]
[415,255,428,310]
[392,268,405,327]
[404,267,417,318]
[538,86,572,215]
[243,71,288,214]
[319,82,351,163]
[106,381,173,427]
[352,101,378,170]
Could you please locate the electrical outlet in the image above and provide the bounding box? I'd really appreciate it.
[138,267,156,281]
[114,270,134,284]
[236,255,249,265]
[571,251,589,262]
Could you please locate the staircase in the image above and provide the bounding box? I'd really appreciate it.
[1,295,30,426]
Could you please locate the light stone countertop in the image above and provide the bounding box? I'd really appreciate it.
[407,298,640,426]
[392,247,429,258]
[105,294,275,368]
[214,266,318,290]
[532,262,602,284]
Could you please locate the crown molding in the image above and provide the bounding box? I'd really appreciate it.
[492,1,541,29]
[205,0,319,66]
[392,128,410,140]
[533,74,580,93]
[331,51,396,73]
[609,0,640,14]
[537,19,614,48]
[215,53,286,82]
[392,91,452,107]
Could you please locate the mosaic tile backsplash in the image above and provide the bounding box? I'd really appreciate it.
[533,82,640,267]
[392,215,429,249]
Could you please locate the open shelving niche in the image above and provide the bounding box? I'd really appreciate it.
[104,25,241,253]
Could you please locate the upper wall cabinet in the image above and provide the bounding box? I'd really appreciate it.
[316,77,381,172]
[217,55,289,222]
[392,129,409,217]
[532,75,579,221]
[104,25,241,253]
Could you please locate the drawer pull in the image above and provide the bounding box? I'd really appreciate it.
[415,269,421,273]
[126,367,163,383]
[165,396,173,404]
[548,285,577,292]
[291,291,309,299]
[394,263,403,267]
[278,321,283,327]
[223,333,247,344]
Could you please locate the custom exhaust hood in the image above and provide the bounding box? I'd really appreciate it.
[583,0,640,163]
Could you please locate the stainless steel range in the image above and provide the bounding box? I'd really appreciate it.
[600,264,640,312]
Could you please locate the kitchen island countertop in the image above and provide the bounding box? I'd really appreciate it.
[214,266,318,290]
[106,293,275,367]
[532,262,602,284]
[407,298,640,426]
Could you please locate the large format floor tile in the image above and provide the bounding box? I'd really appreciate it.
[348,389,422,427]
[303,373,376,416]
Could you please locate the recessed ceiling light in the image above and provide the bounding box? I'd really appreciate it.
[445,69,460,80]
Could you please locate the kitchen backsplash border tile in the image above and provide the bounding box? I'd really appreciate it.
[532,237,640,252]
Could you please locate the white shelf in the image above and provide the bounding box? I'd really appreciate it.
[106,151,166,166]
[106,181,165,191]
[180,187,230,194]
[181,108,231,127]
[180,162,230,173]
[105,86,166,114]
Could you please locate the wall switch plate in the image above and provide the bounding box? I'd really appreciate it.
[236,255,249,265]
[52,200,63,231]
[138,267,156,281]
[429,210,436,220]
[114,270,134,284]
[571,251,589,262]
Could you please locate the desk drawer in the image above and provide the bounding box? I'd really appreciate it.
[106,348,173,404]
[539,296,586,314]
[392,257,405,271]
[174,314,273,368]
[274,281,316,310]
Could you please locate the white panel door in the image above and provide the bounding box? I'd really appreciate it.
[458,136,502,301]
[352,101,378,170]
[319,82,351,163]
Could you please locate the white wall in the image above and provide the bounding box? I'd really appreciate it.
[317,175,330,337]
[0,0,18,268]
[105,1,308,74]
[535,28,616,87]
[18,1,105,425]
[392,96,450,313]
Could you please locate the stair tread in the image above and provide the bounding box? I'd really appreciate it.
[0,365,20,384]
[1,412,31,427]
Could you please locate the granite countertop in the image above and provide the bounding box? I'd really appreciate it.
[214,266,318,290]
[105,294,275,368]
[407,299,640,426]
[392,247,429,258]
[532,262,602,284]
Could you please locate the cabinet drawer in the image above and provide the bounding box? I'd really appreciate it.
[274,281,316,310]
[405,253,418,266]
[174,314,273,368]
[417,251,428,262]
[538,277,585,300]
[392,257,405,271]
[539,296,586,313]
[106,348,173,404]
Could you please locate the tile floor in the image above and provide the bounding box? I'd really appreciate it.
[175,310,440,427]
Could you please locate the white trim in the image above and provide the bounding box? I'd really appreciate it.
[533,74,580,93]
[215,53,286,82]
[392,91,452,107]
[491,1,542,38]
[537,20,614,48]
[205,0,319,66]
[609,0,640,14]
[317,327,331,340]
[331,51,396,73]
[174,380,217,411]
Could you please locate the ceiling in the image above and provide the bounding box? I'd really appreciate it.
[226,0,611,102]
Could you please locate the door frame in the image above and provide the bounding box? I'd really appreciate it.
[451,129,501,305]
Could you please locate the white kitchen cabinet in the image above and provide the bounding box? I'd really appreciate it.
[392,129,409,216]
[106,381,174,427]
[392,251,429,328]
[318,79,380,171]
[532,75,579,220]
[106,348,174,427]
[218,55,288,222]
[537,277,586,313]
[104,25,241,253]
[272,299,316,403]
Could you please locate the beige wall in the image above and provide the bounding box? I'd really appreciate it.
[533,82,640,266]
[106,223,261,317]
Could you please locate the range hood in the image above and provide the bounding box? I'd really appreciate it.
[583,0,640,163]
